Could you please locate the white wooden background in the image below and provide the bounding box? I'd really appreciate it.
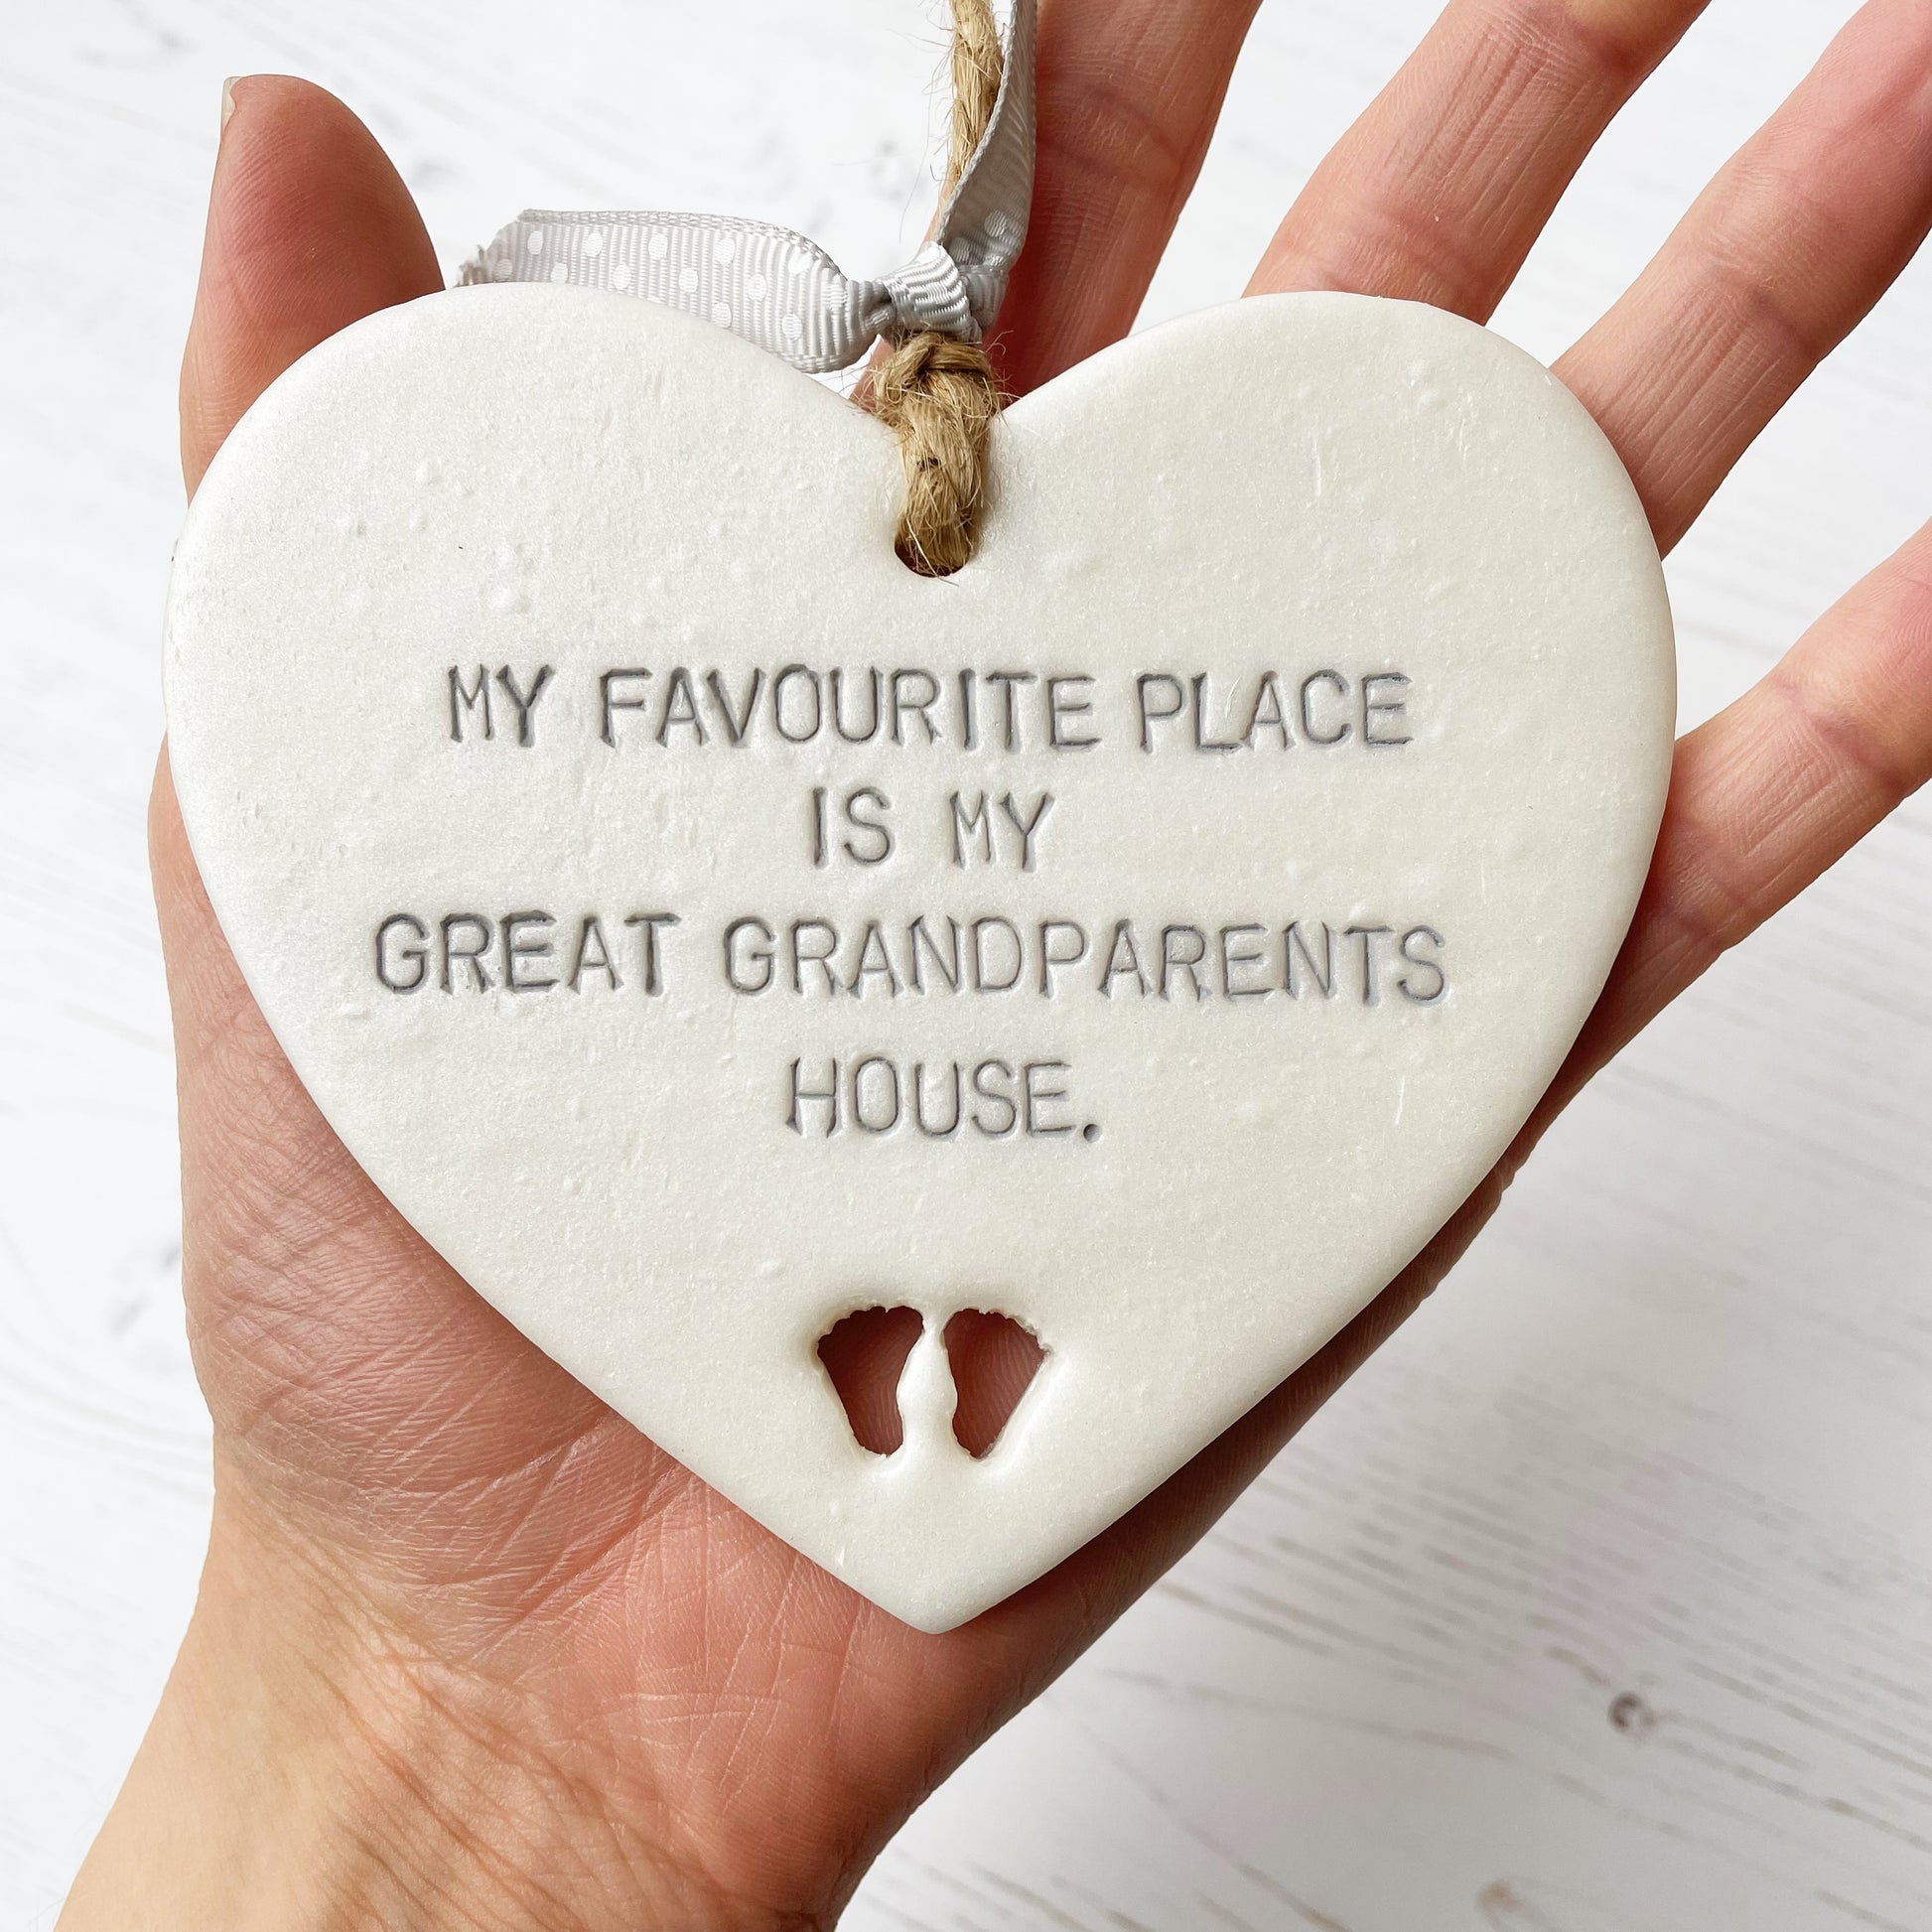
[6,2,1931,1925]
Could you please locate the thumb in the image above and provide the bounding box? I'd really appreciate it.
[181,74,441,494]
[159,74,441,1221]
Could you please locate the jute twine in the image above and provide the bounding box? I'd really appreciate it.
[871,0,1005,576]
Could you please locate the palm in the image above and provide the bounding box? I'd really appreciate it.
[159,2,1932,1920]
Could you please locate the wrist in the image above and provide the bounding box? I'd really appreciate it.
[61,1481,799,1932]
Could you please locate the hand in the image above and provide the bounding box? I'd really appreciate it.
[64,5,1932,1925]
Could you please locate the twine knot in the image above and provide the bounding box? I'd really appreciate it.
[873,331,1002,577]
[870,0,1008,577]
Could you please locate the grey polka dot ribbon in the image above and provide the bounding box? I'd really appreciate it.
[458,0,1035,376]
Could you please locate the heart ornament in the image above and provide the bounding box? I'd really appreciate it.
[166,286,1673,1630]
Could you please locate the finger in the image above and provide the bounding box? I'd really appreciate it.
[168,77,439,1142]
[1558,0,1932,553]
[182,74,440,492]
[1249,0,1707,313]
[994,0,1263,396]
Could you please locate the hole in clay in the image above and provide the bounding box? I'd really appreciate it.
[817,1305,923,1454]
[943,1310,1045,1457]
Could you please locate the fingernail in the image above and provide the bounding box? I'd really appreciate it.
[220,76,238,134]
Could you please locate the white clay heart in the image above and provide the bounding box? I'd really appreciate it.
[165,287,1673,1631]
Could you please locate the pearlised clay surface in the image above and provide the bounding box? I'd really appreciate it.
[164,287,1673,1630]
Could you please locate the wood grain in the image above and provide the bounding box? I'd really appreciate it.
[5,2,1928,1925]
